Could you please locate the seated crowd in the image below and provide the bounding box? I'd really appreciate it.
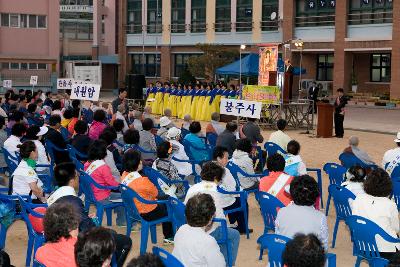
[1,87,400,267]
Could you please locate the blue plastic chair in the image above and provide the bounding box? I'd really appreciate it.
[171,156,202,183]
[180,128,190,139]
[217,186,250,239]
[264,142,286,157]
[0,194,30,249]
[152,246,184,267]
[59,126,71,141]
[45,140,70,168]
[3,148,20,175]
[339,152,377,170]
[306,167,324,208]
[385,162,400,179]
[328,184,356,248]
[255,191,285,235]
[35,165,54,194]
[119,184,173,255]
[346,215,400,267]
[226,161,267,193]
[392,179,400,211]
[67,144,88,161]
[155,135,164,146]
[33,259,46,267]
[323,163,347,216]
[169,197,186,232]
[17,196,46,267]
[163,198,233,266]
[142,167,190,198]
[206,132,218,147]
[257,233,291,264]
[79,171,124,226]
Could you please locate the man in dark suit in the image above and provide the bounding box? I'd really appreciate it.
[333,88,348,138]
[45,114,70,163]
[285,59,294,100]
[308,82,319,113]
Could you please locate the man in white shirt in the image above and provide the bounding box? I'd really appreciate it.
[382,132,400,173]
[268,119,292,151]
[115,104,129,132]
[173,193,226,267]
[4,123,26,159]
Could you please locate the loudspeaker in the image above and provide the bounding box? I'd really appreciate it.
[126,74,146,99]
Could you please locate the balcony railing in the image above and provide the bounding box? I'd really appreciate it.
[348,11,392,25]
[295,14,335,27]
[214,21,232,32]
[190,22,207,33]
[170,23,186,33]
[260,20,279,31]
[126,23,144,34]
[235,21,253,32]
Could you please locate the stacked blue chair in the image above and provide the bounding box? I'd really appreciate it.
[257,233,337,266]
[3,148,20,175]
[346,215,399,267]
[45,140,70,170]
[323,163,347,216]
[180,128,190,139]
[152,246,184,267]
[339,152,377,170]
[171,156,202,183]
[79,171,124,226]
[328,184,356,248]
[67,144,88,162]
[17,196,46,267]
[119,184,173,255]
[155,135,164,146]
[206,132,218,147]
[264,142,286,157]
[143,167,190,198]
[217,186,250,239]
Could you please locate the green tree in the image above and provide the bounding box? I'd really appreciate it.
[178,67,196,85]
[187,44,239,81]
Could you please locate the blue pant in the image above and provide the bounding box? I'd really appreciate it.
[210,225,240,266]
[101,192,126,226]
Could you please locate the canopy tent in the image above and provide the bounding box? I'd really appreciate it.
[216,53,259,76]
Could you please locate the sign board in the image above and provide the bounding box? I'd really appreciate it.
[57,78,74,90]
[242,85,281,105]
[2,80,12,89]
[220,98,262,119]
[60,5,93,13]
[71,83,100,101]
[73,65,102,86]
[258,45,279,86]
[30,76,38,86]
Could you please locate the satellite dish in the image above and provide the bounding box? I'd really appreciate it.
[270,12,277,21]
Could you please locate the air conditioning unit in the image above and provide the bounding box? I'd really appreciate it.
[316,81,333,97]
[300,79,315,91]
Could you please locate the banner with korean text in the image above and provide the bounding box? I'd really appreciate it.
[258,45,279,86]
[242,85,280,105]
[71,83,101,101]
[220,98,262,119]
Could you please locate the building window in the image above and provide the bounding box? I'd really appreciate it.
[174,53,201,77]
[171,0,186,33]
[131,54,161,77]
[295,0,335,27]
[127,0,142,33]
[236,0,253,32]
[10,14,19,28]
[215,0,231,32]
[349,0,392,25]
[1,14,9,27]
[316,54,334,81]
[20,14,28,28]
[261,0,279,31]
[0,63,10,70]
[21,63,28,70]
[37,15,47,28]
[147,0,162,33]
[38,63,47,70]
[10,63,20,70]
[371,54,391,82]
[29,15,38,28]
[191,0,206,32]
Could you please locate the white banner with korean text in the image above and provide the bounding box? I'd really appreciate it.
[71,83,100,101]
[220,98,262,119]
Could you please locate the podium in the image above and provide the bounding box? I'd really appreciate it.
[283,73,293,103]
[317,102,334,138]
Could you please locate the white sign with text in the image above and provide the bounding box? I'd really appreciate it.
[71,83,101,101]
[220,98,262,119]
[30,76,38,86]
[2,80,12,88]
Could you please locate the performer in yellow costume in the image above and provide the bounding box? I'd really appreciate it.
[153,81,165,115]
[190,85,200,120]
[162,82,171,114]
